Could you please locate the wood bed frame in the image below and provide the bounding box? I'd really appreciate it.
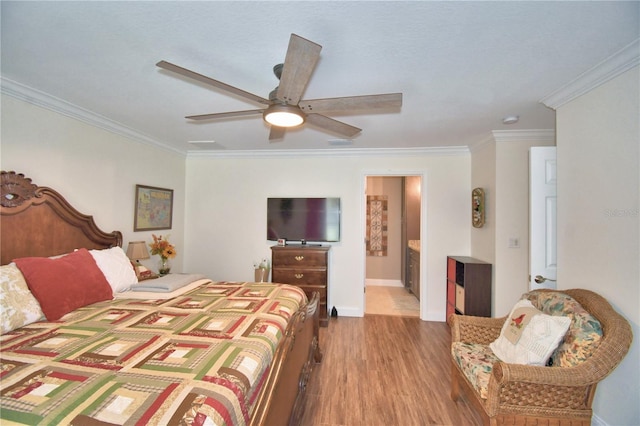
[0,170,322,425]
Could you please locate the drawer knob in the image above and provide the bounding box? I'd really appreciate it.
[294,273,304,279]
[294,255,304,261]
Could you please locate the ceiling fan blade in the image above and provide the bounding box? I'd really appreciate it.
[269,126,286,141]
[186,109,265,121]
[276,34,322,105]
[305,113,362,137]
[300,93,403,113]
[157,60,270,105]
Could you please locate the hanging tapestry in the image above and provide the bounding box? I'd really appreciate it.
[366,195,388,256]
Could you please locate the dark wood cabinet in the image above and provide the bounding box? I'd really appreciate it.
[271,245,330,327]
[446,256,492,318]
[408,247,420,300]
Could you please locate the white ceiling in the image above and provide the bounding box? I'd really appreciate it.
[2,1,638,154]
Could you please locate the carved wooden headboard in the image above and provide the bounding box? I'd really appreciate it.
[1,171,122,265]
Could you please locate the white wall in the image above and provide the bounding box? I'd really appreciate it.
[556,66,639,425]
[470,139,496,308]
[1,92,471,321]
[495,132,556,316]
[471,132,556,317]
[1,95,187,272]
[185,152,470,320]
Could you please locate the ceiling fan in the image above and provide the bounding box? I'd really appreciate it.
[157,33,402,141]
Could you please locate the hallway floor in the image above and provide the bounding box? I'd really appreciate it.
[364,285,419,317]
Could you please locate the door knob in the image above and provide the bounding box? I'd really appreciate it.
[534,275,556,284]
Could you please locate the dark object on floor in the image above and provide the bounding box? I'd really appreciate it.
[331,306,338,317]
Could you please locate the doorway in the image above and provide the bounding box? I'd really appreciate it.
[364,175,421,317]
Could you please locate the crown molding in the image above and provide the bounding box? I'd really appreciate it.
[186,146,470,159]
[492,129,555,143]
[470,130,555,152]
[1,77,183,155]
[2,77,470,159]
[540,38,640,110]
[186,145,470,159]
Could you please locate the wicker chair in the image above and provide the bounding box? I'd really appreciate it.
[449,289,633,426]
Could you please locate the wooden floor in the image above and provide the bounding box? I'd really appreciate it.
[300,315,483,426]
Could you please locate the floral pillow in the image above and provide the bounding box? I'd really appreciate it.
[0,263,44,333]
[523,291,603,367]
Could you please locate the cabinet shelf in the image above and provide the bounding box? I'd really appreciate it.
[446,256,492,318]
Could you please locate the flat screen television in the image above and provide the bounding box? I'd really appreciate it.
[267,198,341,243]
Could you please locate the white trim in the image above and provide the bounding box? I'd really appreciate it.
[470,130,556,153]
[492,129,555,143]
[1,77,183,156]
[366,279,404,287]
[540,38,640,110]
[1,77,471,159]
[331,306,362,318]
[591,413,607,426]
[1,76,470,158]
[470,133,498,153]
[187,146,470,159]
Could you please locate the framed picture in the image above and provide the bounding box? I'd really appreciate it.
[472,187,485,228]
[134,184,173,231]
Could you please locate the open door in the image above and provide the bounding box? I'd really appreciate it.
[529,147,557,290]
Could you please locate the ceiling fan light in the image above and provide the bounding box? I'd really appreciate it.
[263,104,305,127]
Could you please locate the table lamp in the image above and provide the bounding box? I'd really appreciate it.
[126,240,151,279]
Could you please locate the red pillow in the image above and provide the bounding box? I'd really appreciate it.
[14,248,113,321]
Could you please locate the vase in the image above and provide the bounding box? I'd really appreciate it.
[254,267,270,282]
[158,258,171,276]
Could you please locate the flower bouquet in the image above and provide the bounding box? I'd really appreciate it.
[150,234,176,275]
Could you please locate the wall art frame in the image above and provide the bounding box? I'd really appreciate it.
[472,187,485,228]
[134,184,173,231]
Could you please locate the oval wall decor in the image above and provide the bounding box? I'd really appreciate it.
[472,188,485,228]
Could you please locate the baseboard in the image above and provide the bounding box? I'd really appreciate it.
[365,279,404,287]
[591,413,607,426]
[425,310,447,322]
[330,306,363,318]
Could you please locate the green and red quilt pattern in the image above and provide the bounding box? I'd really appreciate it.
[0,281,306,425]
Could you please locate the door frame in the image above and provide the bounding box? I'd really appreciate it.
[360,170,427,320]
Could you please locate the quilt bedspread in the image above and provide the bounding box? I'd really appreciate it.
[0,281,307,426]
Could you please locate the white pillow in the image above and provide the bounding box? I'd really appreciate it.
[1,263,45,333]
[490,299,571,366]
[90,247,138,293]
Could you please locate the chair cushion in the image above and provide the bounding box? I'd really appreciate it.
[523,291,603,367]
[451,341,500,399]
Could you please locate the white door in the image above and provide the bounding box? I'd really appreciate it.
[529,147,557,290]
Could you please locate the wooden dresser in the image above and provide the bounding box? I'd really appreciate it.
[271,245,330,326]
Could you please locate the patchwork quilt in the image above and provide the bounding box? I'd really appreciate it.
[0,281,307,425]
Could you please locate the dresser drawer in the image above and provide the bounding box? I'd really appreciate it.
[295,284,327,303]
[271,245,330,327]
[271,250,327,268]
[455,284,465,314]
[272,269,327,285]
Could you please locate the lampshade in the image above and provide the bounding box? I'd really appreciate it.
[263,104,305,127]
[126,241,150,261]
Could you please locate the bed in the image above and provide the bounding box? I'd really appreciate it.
[0,171,322,425]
